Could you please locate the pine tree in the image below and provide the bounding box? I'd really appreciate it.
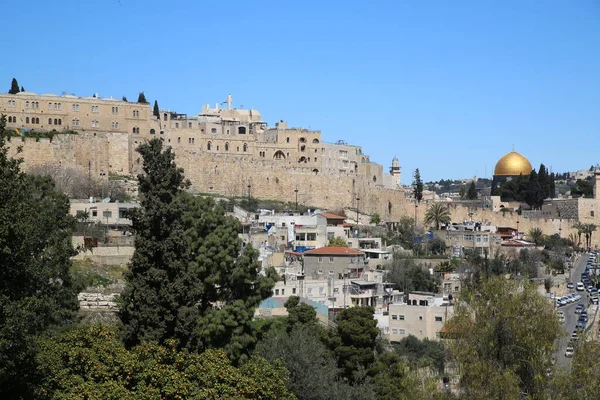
[466,181,477,200]
[9,78,20,94]
[137,92,148,103]
[122,96,128,102]
[20,86,24,92]
[0,115,79,397]
[153,100,160,118]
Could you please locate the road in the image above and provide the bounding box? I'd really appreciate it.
[555,253,589,366]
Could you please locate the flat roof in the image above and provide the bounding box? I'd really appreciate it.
[362,249,390,254]
[303,247,364,256]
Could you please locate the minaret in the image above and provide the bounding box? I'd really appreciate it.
[226,94,232,110]
[594,168,600,200]
[390,156,401,186]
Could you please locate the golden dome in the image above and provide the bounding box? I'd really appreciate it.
[494,151,532,176]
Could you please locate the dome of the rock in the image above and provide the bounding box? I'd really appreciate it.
[494,151,533,177]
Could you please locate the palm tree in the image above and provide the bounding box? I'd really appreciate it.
[423,203,451,230]
[572,221,584,247]
[528,227,544,245]
[583,223,597,250]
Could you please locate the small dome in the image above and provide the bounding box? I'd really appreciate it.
[494,151,532,176]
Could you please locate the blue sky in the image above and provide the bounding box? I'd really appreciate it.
[4,0,599,183]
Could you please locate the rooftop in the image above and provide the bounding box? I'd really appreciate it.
[303,247,364,256]
[319,212,347,220]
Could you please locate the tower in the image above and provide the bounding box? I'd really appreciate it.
[594,168,600,200]
[390,156,401,186]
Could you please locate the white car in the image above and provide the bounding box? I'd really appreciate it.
[565,347,574,357]
[577,282,585,291]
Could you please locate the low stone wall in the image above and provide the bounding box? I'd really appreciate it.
[73,246,134,265]
[78,292,118,310]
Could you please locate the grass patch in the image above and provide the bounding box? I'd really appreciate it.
[71,259,127,290]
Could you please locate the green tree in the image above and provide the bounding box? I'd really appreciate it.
[550,341,600,399]
[153,100,160,118]
[370,212,381,225]
[385,257,440,293]
[137,91,148,103]
[369,351,422,400]
[571,179,593,198]
[36,324,294,399]
[20,86,25,92]
[329,306,380,379]
[413,168,423,203]
[256,326,374,400]
[120,139,275,362]
[394,335,445,373]
[466,181,477,200]
[582,223,597,250]
[446,277,560,399]
[8,78,20,94]
[0,115,80,397]
[122,95,128,102]
[424,203,451,230]
[284,296,318,332]
[528,227,544,245]
[327,236,349,247]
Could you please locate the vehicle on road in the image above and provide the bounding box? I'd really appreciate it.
[567,282,574,289]
[575,304,584,314]
[580,311,588,322]
[571,331,578,340]
[565,347,574,357]
[577,282,585,291]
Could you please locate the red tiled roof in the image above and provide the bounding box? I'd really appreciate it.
[319,212,346,220]
[303,247,363,256]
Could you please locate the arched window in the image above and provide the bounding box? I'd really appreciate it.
[243,143,247,152]
[133,127,137,134]
[207,141,212,151]
[286,137,290,143]
[177,137,181,143]
[238,127,246,134]
[48,118,52,125]
[225,142,229,152]
[150,129,156,135]
[300,145,306,152]
[313,169,319,175]
[25,101,30,109]
[299,137,306,143]
[298,156,307,163]
[35,117,39,124]
[273,151,286,160]
[163,113,168,121]
[313,138,320,144]
[373,175,377,183]
[58,119,62,125]
[26,117,30,123]
[54,118,58,125]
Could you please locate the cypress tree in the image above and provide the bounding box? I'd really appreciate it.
[137,92,148,103]
[153,100,160,118]
[413,168,423,203]
[9,78,20,94]
[20,86,24,92]
[119,139,275,362]
[538,164,550,200]
[466,181,477,200]
[122,96,128,102]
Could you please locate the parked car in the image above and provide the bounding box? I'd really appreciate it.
[565,347,574,357]
[577,282,585,291]
[575,304,584,314]
[567,282,574,289]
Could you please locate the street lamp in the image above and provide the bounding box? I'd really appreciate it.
[294,186,299,213]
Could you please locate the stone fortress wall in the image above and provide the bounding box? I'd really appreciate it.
[3,91,600,247]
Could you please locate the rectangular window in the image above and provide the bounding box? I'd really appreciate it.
[175,123,179,128]
[275,289,279,295]
[329,257,334,263]
[292,288,296,294]
[318,257,323,263]
[476,235,482,243]
[211,128,217,133]
[399,315,405,320]
[307,288,312,295]
[317,270,323,274]
[92,105,99,113]
[392,314,398,320]
[392,329,398,334]
[92,210,97,217]
[319,287,324,294]
[592,211,595,217]
[281,289,285,295]
[435,316,443,322]
[398,329,405,335]
[306,233,317,241]
[188,122,192,128]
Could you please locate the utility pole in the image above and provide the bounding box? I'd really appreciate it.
[294,186,299,212]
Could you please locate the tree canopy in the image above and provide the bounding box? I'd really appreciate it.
[327,236,349,247]
[119,138,275,362]
[413,169,424,203]
[137,92,148,103]
[9,78,20,94]
[446,277,560,399]
[153,100,160,118]
[385,257,440,293]
[466,181,477,200]
[0,115,80,397]
[424,203,451,230]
